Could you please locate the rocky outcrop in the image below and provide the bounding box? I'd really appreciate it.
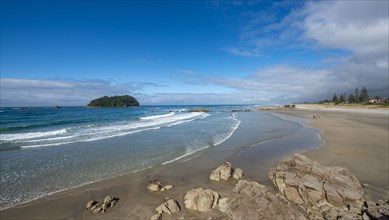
[267,154,389,219]
[147,180,173,192]
[226,180,308,220]
[86,196,118,214]
[184,187,223,212]
[268,154,364,211]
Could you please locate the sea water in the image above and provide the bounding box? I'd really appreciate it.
[0,105,315,209]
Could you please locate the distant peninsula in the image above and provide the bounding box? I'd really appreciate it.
[87,95,140,108]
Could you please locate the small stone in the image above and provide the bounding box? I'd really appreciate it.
[86,200,97,210]
[148,182,162,192]
[92,207,102,214]
[233,168,244,180]
[163,185,173,191]
[104,196,114,204]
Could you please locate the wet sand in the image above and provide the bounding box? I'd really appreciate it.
[1,108,388,219]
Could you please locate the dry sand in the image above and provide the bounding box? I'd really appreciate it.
[1,108,388,219]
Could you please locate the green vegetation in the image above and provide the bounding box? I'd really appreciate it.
[87,95,139,108]
[317,86,389,106]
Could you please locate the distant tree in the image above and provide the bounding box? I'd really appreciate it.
[339,94,345,103]
[359,86,370,103]
[354,88,360,103]
[332,94,338,103]
[348,94,355,103]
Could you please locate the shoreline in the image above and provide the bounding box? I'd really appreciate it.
[1,108,388,219]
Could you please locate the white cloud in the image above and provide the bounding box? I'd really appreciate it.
[222,47,261,57]
[0,78,164,106]
[302,1,389,59]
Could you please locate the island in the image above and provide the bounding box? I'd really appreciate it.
[86,95,139,108]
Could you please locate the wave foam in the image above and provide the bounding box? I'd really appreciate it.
[0,129,67,141]
[8,112,208,149]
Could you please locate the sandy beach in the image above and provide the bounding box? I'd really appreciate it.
[1,107,388,219]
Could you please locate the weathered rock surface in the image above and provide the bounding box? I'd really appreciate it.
[86,195,118,214]
[150,213,162,220]
[361,200,389,219]
[268,154,389,220]
[209,162,233,181]
[269,154,364,211]
[184,187,220,212]
[218,198,229,213]
[155,198,181,215]
[232,168,244,180]
[226,180,308,220]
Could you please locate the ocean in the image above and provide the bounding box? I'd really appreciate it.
[0,105,320,210]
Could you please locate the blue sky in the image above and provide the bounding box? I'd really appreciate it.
[1,1,388,106]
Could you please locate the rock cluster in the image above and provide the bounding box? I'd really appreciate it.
[223,154,389,220]
[184,187,228,213]
[147,180,173,192]
[86,196,118,214]
[268,154,364,210]
[268,154,389,220]
[226,180,308,220]
[209,162,244,181]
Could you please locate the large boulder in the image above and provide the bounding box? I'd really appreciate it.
[268,154,364,211]
[226,180,308,220]
[209,162,233,181]
[184,187,220,212]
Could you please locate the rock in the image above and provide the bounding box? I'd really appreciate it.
[364,199,389,219]
[362,212,370,220]
[104,195,114,204]
[225,180,308,219]
[165,198,181,214]
[163,185,173,191]
[268,154,364,210]
[218,198,229,213]
[232,168,243,180]
[150,213,162,220]
[209,162,232,181]
[189,108,208,113]
[156,198,180,215]
[86,200,97,210]
[184,187,220,212]
[148,181,162,192]
[86,196,118,215]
